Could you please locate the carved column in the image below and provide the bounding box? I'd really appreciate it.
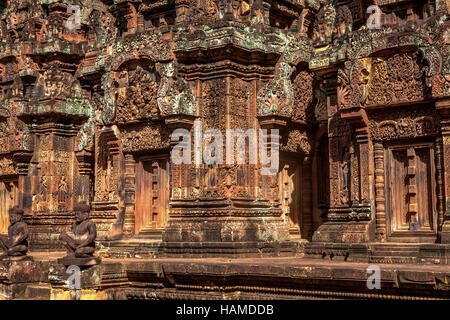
[435,137,445,230]
[24,123,80,249]
[356,129,368,200]
[374,142,386,241]
[123,153,136,236]
[13,151,33,210]
[302,156,313,239]
[75,150,94,204]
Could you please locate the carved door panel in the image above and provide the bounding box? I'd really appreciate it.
[389,149,409,232]
[386,143,437,240]
[135,157,169,234]
[279,160,302,239]
[0,179,18,234]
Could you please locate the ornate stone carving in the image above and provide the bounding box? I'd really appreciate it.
[58,202,101,266]
[0,156,16,176]
[157,63,197,117]
[76,118,95,152]
[366,52,431,106]
[114,65,160,124]
[0,120,11,154]
[334,5,353,39]
[257,62,294,118]
[369,106,439,142]
[314,81,328,123]
[312,4,336,47]
[121,123,171,153]
[292,69,315,123]
[0,207,31,262]
[281,128,312,155]
[338,58,370,110]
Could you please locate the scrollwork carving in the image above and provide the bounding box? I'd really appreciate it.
[368,107,439,142]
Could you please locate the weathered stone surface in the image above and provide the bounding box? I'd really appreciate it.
[0,0,448,300]
[2,255,450,300]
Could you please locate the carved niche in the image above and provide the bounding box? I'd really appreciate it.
[141,0,176,29]
[86,9,115,48]
[94,130,120,203]
[0,59,24,102]
[0,20,12,45]
[328,115,353,207]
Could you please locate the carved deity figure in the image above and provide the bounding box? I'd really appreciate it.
[59,202,97,259]
[0,206,30,260]
[58,175,68,204]
[339,146,351,204]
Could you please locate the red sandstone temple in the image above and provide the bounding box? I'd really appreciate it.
[0,0,449,300]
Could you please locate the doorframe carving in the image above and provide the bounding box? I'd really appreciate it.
[134,154,170,235]
[375,138,442,242]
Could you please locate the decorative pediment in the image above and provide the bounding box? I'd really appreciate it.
[112,64,160,124]
[338,51,432,110]
[368,106,439,141]
[257,62,294,118]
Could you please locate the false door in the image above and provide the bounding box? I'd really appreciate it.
[135,157,169,235]
[385,142,437,240]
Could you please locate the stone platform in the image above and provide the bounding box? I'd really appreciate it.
[1,252,449,300]
[97,238,305,259]
[305,242,450,265]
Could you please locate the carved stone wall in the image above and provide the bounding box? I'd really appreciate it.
[0,0,447,255]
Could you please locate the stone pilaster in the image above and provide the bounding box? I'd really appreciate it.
[123,153,136,237]
[75,150,94,204]
[436,99,450,243]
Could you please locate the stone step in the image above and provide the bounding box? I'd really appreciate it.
[22,285,51,300]
[98,239,162,259]
[134,228,163,240]
[370,245,421,250]
[371,249,419,254]
[304,242,449,264]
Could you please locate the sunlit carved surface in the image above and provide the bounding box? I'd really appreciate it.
[0,0,448,300]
